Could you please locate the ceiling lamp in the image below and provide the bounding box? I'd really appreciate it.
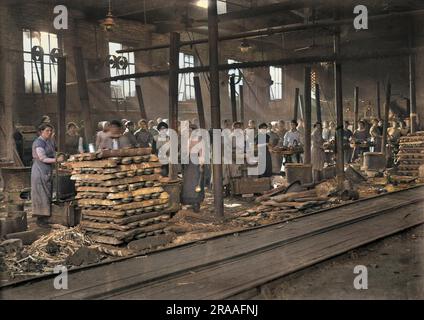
[239,39,252,53]
[101,0,116,32]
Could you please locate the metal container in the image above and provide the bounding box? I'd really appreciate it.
[362,152,386,171]
[285,163,313,185]
[0,167,31,192]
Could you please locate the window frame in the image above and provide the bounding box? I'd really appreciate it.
[22,28,59,95]
[269,66,283,101]
[108,42,136,100]
[228,59,243,99]
[178,52,195,102]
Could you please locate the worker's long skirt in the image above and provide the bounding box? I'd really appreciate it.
[31,160,53,217]
[181,163,205,206]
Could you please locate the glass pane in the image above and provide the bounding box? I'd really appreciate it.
[31,31,41,47]
[23,29,31,52]
[129,81,136,97]
[40,32,49,51]
[128,52,135,64]
[109,42,121,55]
[24,62,32,93]
[23,53,32,62]
[51,64,58,93]
[50,33,58,50]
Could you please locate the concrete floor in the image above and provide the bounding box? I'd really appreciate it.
[257,224,424,300]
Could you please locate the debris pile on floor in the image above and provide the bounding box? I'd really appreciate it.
[1,225,98,278]
[235,182,335,226]
[65,148,171,246]
[395,131,424,180]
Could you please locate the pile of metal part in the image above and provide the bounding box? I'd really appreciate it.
[396,131,424,178]
[65,148,171,246]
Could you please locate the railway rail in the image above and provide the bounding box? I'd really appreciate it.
[1,185,423,299]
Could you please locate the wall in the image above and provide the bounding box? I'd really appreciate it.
[0,2,423,161]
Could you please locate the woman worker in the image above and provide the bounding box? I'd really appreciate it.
[31,124,64,227]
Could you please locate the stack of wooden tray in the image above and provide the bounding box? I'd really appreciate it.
[396,132,424,177]
[65,148,171,245]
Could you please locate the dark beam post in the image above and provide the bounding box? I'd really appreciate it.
[409,54,417,133]
[304,66,312,164]
[194,75,206,129]
[382,81,391,156]
[353,86,359,131]
[57,56,67,152]
[209,0,224,218]
[239,85,245,125]
[136,84,148,120]
[168,32,180,180]
[333,29,345,189]
[315,83,322,123]
[73,47,94,144]
[409,21,417,133]
[293,87,300,120]
[230,75,237,123]
[376,81,381,119]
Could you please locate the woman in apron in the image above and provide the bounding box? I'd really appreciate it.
[31,124,64,227]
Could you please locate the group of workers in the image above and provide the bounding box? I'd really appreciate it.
[30,114,411,225]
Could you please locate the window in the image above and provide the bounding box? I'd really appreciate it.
[228,59,243,98]
[109,42,136,100]
[23,29,58,94]
[270,66,283,100]
[178,53,195,101]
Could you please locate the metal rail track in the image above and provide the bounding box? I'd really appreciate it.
[1,185,423,299]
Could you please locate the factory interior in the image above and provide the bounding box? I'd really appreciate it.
[0,0,424,301]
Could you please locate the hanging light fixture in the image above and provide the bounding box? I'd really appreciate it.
[239,39,252,53]
[101,0,116,32]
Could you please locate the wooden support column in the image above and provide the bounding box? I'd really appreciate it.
[136,84,148,120]
[239,85,245,125]
[73,47,94,144]
[293,87,300,120]
[409,54,417,133]
[194,75,206,129]
[382,81,391,156]
[409,21,417,133]
[334,29,345,189]
[315,83,322,123]
[57,56,67,152]
[168,32,180,180]
[353,86,359,131]
[304,66,312,164]
[230,75,237,123]
[0,34,15,161]
[376,81,381,119]
[208,0,224,218]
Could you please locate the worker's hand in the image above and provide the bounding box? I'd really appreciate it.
[56,154,66,163]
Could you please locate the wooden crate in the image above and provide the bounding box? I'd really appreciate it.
[231,177,271,195]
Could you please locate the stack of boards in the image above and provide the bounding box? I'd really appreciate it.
[396,131,424,177]
[65,148,171,246]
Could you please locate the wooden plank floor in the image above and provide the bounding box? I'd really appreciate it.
[1,186,423,300]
